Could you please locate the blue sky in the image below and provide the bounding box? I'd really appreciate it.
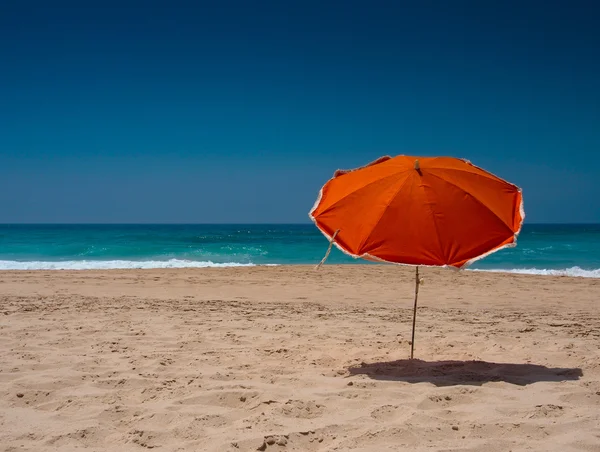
[1,0,599,223]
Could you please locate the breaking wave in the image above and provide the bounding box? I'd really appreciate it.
[471,266,600,278]
[0,259,597,278]
[0,259,258,270]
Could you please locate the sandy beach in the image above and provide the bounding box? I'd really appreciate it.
[1,266,599,451]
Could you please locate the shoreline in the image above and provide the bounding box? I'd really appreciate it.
[0,262,599,279]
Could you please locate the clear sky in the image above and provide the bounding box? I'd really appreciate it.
[1,0,599,223]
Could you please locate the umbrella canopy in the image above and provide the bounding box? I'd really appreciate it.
[309,155,525,359]
[309,155,524,268]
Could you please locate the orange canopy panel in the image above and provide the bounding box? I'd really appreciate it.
[309,155,524,268]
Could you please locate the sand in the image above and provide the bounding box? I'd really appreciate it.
[1,266,599,451]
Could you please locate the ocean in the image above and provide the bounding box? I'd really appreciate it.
[0,224,599,277]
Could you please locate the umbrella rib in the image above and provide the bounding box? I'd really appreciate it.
[315,171,409,218]
[419,176,446,265]
[428,166,517,187]
[427,172,517,235]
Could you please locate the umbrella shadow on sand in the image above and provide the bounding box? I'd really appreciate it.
[347,359,583,386]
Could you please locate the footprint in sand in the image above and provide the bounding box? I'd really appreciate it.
[527,404,565,419]
[370,404,407,421]
[45,427,103,448]
[416,392,474,410]
[179,390,260,409]
[231,430,329,452]
[193,413,229,428]
[277,399,325,419]
[128,429,164,449]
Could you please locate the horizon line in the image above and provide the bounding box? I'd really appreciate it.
[1,222,599,226]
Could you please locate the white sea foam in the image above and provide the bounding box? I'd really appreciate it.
[0,259,259,270]
[471,266,600,278]
[0,260,597,278]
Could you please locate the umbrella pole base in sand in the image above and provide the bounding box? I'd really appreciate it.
[410,266,420,359]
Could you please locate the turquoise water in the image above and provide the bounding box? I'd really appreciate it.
[0,224,599,277]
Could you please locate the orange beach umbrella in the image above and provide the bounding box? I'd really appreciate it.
[309,155,524,357]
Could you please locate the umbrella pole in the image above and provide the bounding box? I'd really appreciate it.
[410,266,420,359]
